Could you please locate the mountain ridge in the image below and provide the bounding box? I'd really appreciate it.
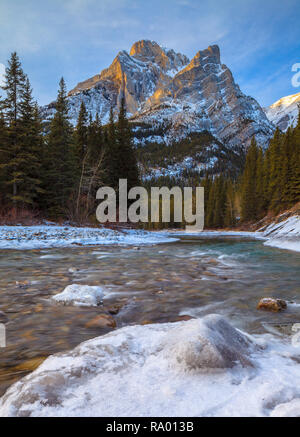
[43,39,275,151]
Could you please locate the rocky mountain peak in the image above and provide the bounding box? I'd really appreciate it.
[130,39,162,59]
[193,45,221,64]
[44,40,274,151]
[130,39,189,73]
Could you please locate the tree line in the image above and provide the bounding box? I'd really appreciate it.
[0,52,139,222]
[203,113,300,228]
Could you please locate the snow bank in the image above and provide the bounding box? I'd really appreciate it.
[261,216,300,252]
[52,284,105,307]
[1,315,300,417]
[169,230,264,239]
[0,226,177,250]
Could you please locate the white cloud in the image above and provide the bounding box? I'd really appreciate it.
[0,63,5,87]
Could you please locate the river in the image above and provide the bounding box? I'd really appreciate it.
[1,234,300,397]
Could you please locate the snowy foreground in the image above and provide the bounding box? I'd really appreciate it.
[0,225,178,249]
[1,314,300,417]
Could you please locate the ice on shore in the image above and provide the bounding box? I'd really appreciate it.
[52,284,105,307]
[0,225,178,250]
[1,314,300,417]
[261,215,300,252]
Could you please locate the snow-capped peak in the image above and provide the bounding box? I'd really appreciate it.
[264,91,300,131]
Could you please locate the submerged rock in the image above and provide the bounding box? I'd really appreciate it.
[85,314,116,329]
[0,311,8,324]
[257,298,287,312]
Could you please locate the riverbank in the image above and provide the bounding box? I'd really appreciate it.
[0,225,178,249]
[0,213,299,252]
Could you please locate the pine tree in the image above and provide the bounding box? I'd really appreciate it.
[104,107,119,189]
[116,96,139,191]
[74,101,88,167]
[289,106,300,205]
[0,52,26,207]
[45,78,76,217]
[240,138,259,222]
[17,76,44,206]
[0,110,9,205]
[268,128,283,212]
[224,179,236,227]
[255,147,265,218]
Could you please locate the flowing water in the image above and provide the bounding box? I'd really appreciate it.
[0,235,300,396]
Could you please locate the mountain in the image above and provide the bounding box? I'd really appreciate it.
[43,40,274,153]
[264,92,300,131]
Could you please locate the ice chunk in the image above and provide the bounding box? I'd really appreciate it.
[0,315,258,417]
[52,284,104,307]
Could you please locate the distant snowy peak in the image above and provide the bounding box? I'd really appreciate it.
[264,92,300,131]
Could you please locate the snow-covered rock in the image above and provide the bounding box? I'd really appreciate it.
[261,215,300,252]
[1,314,300,417]
[52,284,105,307]
[264,92,300,131]
[43,40,274,150]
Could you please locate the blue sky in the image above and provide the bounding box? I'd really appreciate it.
[0,0,299,107]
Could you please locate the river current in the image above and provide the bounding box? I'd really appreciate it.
[0,235,300,396]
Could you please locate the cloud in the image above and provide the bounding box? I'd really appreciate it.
[0,63,5,87]
[0,0,299,106]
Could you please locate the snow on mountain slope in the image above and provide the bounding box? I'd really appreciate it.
[264,92,300,131]
[132,45,274,148]
[43,40,274,149]
[44,40,189,125]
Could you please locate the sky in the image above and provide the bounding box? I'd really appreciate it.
[0,0,299,107]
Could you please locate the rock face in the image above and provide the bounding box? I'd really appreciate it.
[60,40,189,124]
[264,92,300,131]
[43,40,274,149]
[133,45,274,148]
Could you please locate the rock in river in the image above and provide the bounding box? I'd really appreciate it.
[257,298,287,312]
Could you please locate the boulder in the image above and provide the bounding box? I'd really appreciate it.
[257,298,287,312]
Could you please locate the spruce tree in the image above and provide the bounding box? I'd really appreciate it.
[104,107,119,190]
[74,101,88,167]
[268,128,283,212]
[255,147,265,218]
[0,52,26,207]
[224,179,236,227]
[45,78,76,217]
[17,76,44,206]
[0,110,9,205]
[116,96,139,191]
[240,138,259,222]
